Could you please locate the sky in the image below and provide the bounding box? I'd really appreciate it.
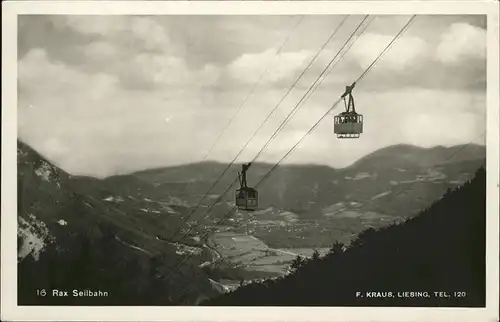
[17,14,487,178]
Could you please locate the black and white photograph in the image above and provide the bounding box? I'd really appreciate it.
[2,1,499,321]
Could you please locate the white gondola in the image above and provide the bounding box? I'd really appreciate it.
[334,82,363,139]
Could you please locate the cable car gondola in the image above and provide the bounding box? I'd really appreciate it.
[235,162,258,211]
[334,82,363,139]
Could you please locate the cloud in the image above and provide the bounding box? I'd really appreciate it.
[224,21,485,93]
[133,53,191,85]
[55,20,222,91]
[41,137,70,159]
[347,33,430,71]
[83,41,118,60]
[128,17,172,51]
[122,52,221,89]
[18,47,234,176]
[57,16,129,36]
[57,16,165,49]
[435,22,486,65]
[60,16,175,54]
[18,48,119,100]
[226,48,313,85]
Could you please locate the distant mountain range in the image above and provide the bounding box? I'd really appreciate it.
[126,143,486,236]
[130,143,485,217]
[127,143,485,248]
[16,140,486,305]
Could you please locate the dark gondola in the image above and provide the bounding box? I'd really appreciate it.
[235,162,258,211]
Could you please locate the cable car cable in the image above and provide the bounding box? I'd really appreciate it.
[256,15,417,187]
[165,16,376,278]
[173,15,371,243]
[183,15,373,226]
[253,16,373,161]
[200,15,305,162]
[244,14,351,162]
[171,15,364,241]
[166,15,417,280]
[275,16,375,130]
[169,15,305,240]
[165,15,417,292]
[357,16,416,83]
[169,15,351,240]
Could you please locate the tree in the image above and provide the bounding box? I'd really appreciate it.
[290,255,304,271]
[329,241,344,255]
[312,249,320,260]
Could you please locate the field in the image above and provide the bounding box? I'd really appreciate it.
[209,232,297,274]
[279,247,332,257]
[208,231,335,279]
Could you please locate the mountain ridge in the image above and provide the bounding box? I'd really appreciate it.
[17,139,485,180]
[131,143,485,181]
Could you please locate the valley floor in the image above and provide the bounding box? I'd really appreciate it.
[206,231,331,290]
